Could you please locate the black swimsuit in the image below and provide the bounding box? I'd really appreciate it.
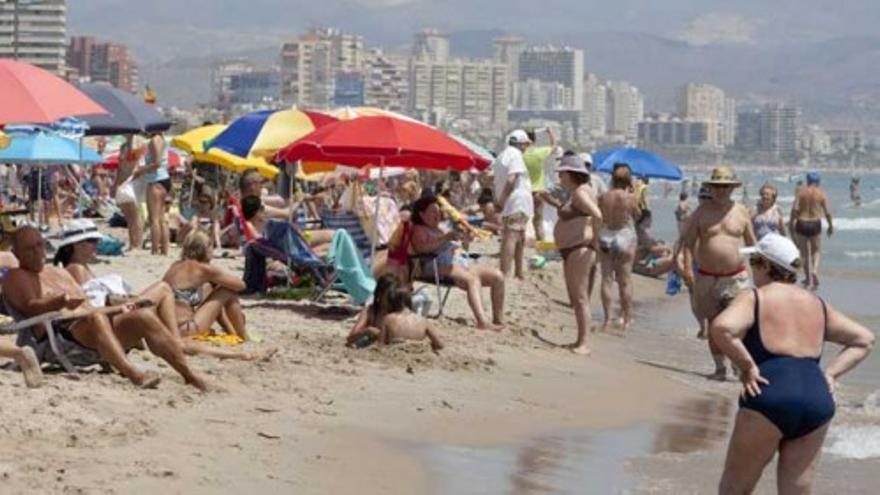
[739,290,835,440]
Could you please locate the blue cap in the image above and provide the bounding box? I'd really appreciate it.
[806,171,820,184]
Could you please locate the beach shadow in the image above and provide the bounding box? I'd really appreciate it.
[635,359,715,380]
[244,300,359,321]
[530,329,567,348]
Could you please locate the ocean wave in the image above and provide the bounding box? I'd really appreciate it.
[834,218,880,231]
[844,250,880,259]
[825,425,880,459]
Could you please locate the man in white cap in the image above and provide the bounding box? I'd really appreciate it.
[492,129,534,279]
[676,166,756,380]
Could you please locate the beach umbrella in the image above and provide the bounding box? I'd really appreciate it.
[207,108,336,159]
[0,130,8,150]
[594,147,683,180]
[0,59,108,125]
[0,128,103,164]
[277,116,491,172]
[171,124,227,154]
[278,116,491,260]
[194,148,279,180]
[76,83,172,135]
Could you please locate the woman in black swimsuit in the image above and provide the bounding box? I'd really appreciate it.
[711,233,873,494]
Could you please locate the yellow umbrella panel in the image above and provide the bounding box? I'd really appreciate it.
[171,124,227,154]
[0,130,9,150]
[194,148,279,180]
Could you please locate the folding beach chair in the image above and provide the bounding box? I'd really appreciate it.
[0,304,103,373]
[408,252,455,319]
[319,209,372,261]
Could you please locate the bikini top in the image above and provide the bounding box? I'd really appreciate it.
[752,207,782,239]
[173,286,203,308]
[743,289,827,365]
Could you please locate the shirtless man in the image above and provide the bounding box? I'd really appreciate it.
[677,167,756,380]
[597,164,641,333]
[4,226,207,390]
[791,171,833,291]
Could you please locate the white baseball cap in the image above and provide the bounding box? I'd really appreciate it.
[740,233,800,273]
[508,129,532,145]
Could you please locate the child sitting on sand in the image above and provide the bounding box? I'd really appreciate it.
[346,274,443,352]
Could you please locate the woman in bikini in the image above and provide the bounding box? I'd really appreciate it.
[543,155,603,354]
[410,196,505,331]
[597,164,641,333]
[162,230,254,345]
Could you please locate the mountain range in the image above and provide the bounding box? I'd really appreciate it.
[66,0,880,133]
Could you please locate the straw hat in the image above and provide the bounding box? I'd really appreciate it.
[702,166,742,187]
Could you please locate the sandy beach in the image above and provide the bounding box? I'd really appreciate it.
[0,231,877,494]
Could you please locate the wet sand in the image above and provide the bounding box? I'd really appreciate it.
[0,232,877,493]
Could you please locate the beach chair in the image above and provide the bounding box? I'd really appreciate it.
[408,252,454,319]
[319,209,372,261]
[0,304,102,373]
[323,229,375,306]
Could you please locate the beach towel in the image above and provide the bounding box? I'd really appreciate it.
[327,229,375,306]
[321,209,371,259]
[359,195,400,247]
[191,331,245,346]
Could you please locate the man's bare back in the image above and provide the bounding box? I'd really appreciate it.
[794,185,829,221]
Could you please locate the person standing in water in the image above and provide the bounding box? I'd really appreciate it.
[850,177,861,207]
[677,166,756,380]
[790,171,833,291]
[751,183,787,240]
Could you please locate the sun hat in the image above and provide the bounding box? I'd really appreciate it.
[508,129,532,145]
[557,154,590,175]
[578,152,593,169]
[806,171,821,184]
[740,233,800,274]
[703,166,742,187]
[56,219,104,248]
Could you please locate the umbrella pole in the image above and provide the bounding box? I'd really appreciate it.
[369,161,384,264]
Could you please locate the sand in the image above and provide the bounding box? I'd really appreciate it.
[0,232,876,494]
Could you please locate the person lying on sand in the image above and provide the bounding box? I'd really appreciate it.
[4,226,208,390]
[346,274,443,352]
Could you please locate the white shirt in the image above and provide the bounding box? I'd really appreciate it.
[492,145,533,218]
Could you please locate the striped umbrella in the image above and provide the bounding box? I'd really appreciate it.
[207,108,336,159]
[171,124,227,154]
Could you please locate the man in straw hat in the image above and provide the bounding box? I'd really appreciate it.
[676,166,756,380]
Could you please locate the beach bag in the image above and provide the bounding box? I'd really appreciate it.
[108,212,128,228]
[97,235,125,256]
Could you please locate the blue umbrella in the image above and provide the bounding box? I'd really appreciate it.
[594,147,683,180]
[76,83,171,136]
[0,128,103,164]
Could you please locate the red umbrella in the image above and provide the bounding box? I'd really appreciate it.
[276,116,490,171]
[100,149,182,171]
[0,59,108,125]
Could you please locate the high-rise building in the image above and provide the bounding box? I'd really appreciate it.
[762,103,799,159]
[412,28,449,62]
[280,28,364,108]
[0,0,67,74]
[606,81,644,139]
[212,60,257,109]
[677,83,736,147]
[581,73,606,138]
[517,46,583,110]
[227,70,281,107]
[492,35,523,100]
[363,49,409,113]
[67,36,139,93]
[735,104,800,159]
[408,58,507,126]
[333,71,365,107]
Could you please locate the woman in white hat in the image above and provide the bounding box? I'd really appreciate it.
[542,154,603,354]
[712,233,874,493]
